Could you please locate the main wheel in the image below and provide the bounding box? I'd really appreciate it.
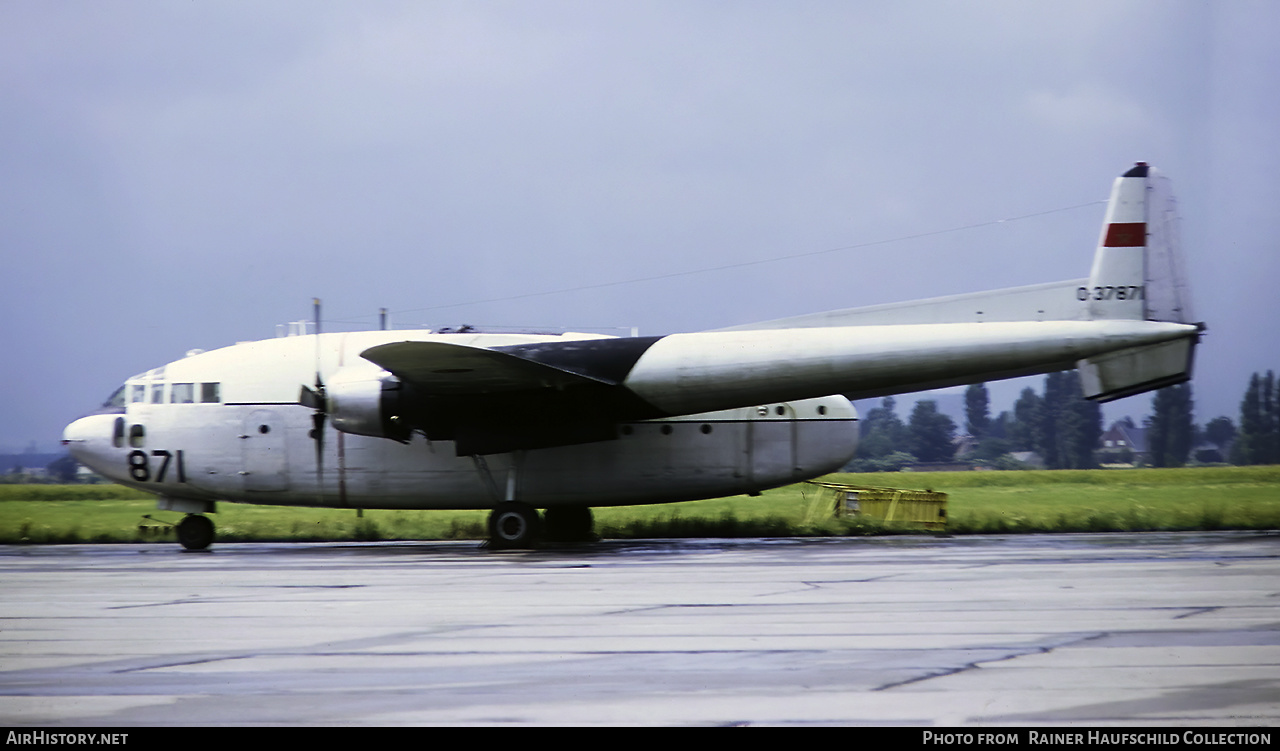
[176,514,215,551]
[543,506,595,542]
[487,503,541,550]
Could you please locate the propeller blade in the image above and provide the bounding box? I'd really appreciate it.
[311,409,326,474]
[301,373,328,487]
[299,385,323,410]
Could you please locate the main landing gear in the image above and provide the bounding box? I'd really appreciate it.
[543,506,595,543]
[487,502,541,549]
[176,514,215,551]
[486,503,595,549]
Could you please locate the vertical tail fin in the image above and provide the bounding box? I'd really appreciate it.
[1078,162,1201,401]
[1084,162,1195,323]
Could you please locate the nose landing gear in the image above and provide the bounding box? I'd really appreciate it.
[176,514,215,551]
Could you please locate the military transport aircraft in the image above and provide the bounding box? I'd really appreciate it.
[63,163,1200,550]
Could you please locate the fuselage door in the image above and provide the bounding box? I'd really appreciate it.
[242,409,289,492]
[745,403,798,485]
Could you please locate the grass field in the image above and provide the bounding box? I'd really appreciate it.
[1,465,1278,544]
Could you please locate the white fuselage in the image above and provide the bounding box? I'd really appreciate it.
[63,330,861,510]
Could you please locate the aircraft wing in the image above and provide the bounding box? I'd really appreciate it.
[359,337,666,455]
[362,336,664,393]
[361,340,613,393]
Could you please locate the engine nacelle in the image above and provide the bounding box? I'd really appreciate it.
[325,365,411,442]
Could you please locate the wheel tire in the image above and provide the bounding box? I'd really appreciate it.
[487,503,541,550]
[543,506,595,542]
[176,514,215,551]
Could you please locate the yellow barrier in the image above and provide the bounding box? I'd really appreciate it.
[805,480,947,530]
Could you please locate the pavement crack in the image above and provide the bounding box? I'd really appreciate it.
[873,665,971,691]
[113,655,241,673]
[873,633,1106,692]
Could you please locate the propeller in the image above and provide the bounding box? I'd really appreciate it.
[300,373,327,485]
[300,298,326,489]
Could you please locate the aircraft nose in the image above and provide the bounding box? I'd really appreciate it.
[62,414,119,459]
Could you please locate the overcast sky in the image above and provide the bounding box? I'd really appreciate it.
[2,1,1277,452]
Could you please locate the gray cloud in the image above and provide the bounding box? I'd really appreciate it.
[2,0,1275,450]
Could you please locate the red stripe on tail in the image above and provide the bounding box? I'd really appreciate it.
[1104,222,1146,247]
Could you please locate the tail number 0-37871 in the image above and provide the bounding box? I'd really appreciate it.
[1077,285,1145,301]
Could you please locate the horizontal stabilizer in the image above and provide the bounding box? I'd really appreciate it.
[1077,331,1200,403]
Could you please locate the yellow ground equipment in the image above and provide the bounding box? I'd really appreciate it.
[805,480,948,530]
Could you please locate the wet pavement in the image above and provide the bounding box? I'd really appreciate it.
[1,532,1277,726]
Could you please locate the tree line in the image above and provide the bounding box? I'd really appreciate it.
[850,368,1279,471]
[1230,370,1280,465]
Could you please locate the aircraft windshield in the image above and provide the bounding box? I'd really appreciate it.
[102,385,127,409]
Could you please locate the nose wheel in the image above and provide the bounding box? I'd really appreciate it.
[176,514,215,551]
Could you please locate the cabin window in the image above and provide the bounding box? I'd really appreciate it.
[129,424,145,448]
[150,385,165,404]
[130,384,146,403]
[113,418,125,448]
[200,383,221,403]
[817,405,827,416]
[661,424,673,435]
[171,384,195,404]
[701,424,712,434]
[775,405,786,416]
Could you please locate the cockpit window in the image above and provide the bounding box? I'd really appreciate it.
[102,385,126,409]
[107,380,220,409]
